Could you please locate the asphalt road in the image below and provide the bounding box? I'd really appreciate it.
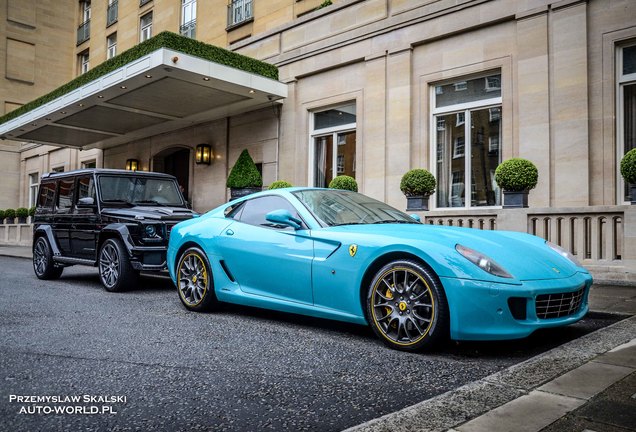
[0,256,621,432]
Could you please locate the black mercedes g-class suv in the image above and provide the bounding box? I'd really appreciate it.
[32,169,196,291]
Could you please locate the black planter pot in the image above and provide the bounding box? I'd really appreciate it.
[17,216,27,224]
[629,185,636,205]
[406,195,430,211]
[229,187,262,201]
[503,190,529,208]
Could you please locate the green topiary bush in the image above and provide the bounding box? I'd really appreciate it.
[16,207,29,218]
[0,210,5,221]
[4,209,16,220]
[620,148,636,185]
[328,175,358,192]
[495,158,539,192]
[226,150,263,189]
[268,180,293,190]
[29,206,36,217]
[400,169,436,196]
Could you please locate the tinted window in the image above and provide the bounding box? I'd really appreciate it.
[77,176,96,201]
[38,181,57,209]
[238,196,301,229]
[57,179,75,212]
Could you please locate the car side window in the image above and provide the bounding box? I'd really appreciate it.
[237,196,302,229]
[76,175,96,202]
[57,178,75,213]
[37,181,57,210]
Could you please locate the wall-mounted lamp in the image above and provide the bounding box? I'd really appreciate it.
[125,159,139,171]
[195,144,212,165]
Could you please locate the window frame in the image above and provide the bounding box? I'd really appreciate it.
[28,172,39,208]
[308,105,357,189]
[617,42,636,204]
[106,33,117,59]
[140,12,153,42]
[430,73,503,210]
[79,50,89,74]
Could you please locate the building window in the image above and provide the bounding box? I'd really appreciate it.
[107,0,118,26]
[227,0,253,28]
[52,166,65,173]
[433,73,502,208]
[619,43,636,202]
[140,0,152,6]
[78,50,89,74]
[311,103,356,188]
[140,12,153,42]
[82,160,97,169]
[28,173,39,208]
[77,1,91,44]
[107,33,117,59]
[180,0,196,38]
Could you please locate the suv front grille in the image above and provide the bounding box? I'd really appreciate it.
[535,287,585,319]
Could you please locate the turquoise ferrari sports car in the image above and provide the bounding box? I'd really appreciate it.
[167,188,592,351]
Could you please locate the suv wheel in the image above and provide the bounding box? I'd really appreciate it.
[98,238,138,292]
[33,236,63,280]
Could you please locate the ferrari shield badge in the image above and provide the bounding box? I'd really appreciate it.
[349,244,358,257]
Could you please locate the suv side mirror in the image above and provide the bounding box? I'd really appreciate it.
[265,209,302,230]
[77,197,96,208]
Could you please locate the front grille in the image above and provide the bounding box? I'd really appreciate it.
[535,287,585,319]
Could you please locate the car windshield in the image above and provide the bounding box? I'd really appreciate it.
[99,176,183,207]
[293,189,419,227]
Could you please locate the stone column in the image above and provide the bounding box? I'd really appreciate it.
[363,53,387,200]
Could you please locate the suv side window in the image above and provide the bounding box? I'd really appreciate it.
[77,175,96,202]
[38,181,57,210]
[237,196,303,229]
[57,178,75,213]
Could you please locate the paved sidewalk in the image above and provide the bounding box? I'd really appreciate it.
[2,245,635,432]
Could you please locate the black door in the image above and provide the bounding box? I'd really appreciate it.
[162,149,190,198]
[53,178,74,255]
[70,175,99,259]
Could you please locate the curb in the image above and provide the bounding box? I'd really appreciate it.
[344,315,636,432]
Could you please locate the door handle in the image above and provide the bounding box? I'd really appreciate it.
[225,229,234,236]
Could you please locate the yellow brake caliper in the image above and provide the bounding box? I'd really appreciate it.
[385,288,397,328]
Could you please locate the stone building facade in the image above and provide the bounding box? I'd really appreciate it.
[1,0,635,280]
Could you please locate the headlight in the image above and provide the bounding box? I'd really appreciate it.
[456,244,513,278]
[546,241,581,267]
[144,224,157,237]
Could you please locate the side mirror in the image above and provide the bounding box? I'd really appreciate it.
[77,197,96,208]
[409,214,421,222]
[265,209,302,230]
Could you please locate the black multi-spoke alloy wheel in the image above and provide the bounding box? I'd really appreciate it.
[176,247,217,312]
[32,236,63,280]
[98,238,138,292]
[367,260,448,351]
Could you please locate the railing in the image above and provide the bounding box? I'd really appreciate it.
[180,19,196,39]
[107,1,118,26]
[77,20,90,45]
[420,205,636,283]
[227,0,253,27]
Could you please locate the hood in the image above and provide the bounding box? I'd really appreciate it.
[321,223,584,281]
[101,206,197,221]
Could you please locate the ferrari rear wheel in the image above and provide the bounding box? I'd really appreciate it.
[367,260,448,351]
[176,247,217,312]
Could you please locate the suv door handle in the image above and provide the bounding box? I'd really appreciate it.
[225,229,234,236]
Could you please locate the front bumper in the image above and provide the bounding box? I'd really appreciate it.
[441,271,593,341]
[130,245,168,271]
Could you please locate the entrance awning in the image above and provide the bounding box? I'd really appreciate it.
[0,32,287,150]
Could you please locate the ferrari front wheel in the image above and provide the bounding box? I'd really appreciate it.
[176,247,217,312]
[367,260,448,351]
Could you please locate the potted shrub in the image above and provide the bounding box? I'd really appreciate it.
[0,210,5,224]
[494,158,538,208]
[268,180,293,190]
[226,149,263,200]
[620,148,636,204]
[16,207,29,223]
[4,208,16,224]
[29,206,36,222]
[328,175,358,192]
[400,169,436,211]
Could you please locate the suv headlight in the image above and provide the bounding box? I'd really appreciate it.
[456,244,513,279]
[144,224,157,238]
[546,241,581,267]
